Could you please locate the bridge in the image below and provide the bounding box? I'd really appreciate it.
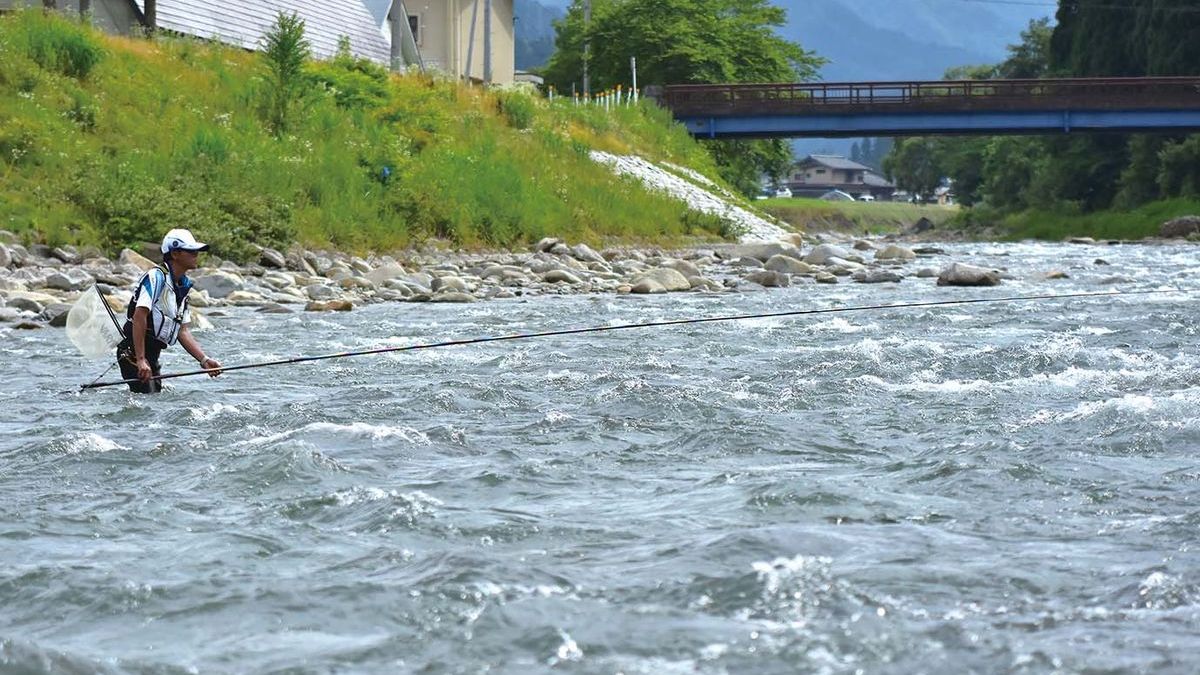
[659,77,1200,139]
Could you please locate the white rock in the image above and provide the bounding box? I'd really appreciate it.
[661,259,701,278]
[874,244,916,261]
[764,255,813,275]
[118,248,157,272]
[543,269,583,285]
[366,262,407,286]
[804,244,853,265]
[191,270,245,299]
[937,262,1002,287]
[632,267,690,292]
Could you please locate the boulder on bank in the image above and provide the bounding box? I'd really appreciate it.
[764,254,813,275]
[726,241,803,263]
[853,269,903,283]
[908,217,935,234]
[804,244,855,265]
[119,248,158,272]
[874,244,916,262]
[1159,216,1200,238]
[305,299,353,312]
[937,262,1001,287]
[631,268,690,293]
[745,270,790,287]
[191,270,245,299]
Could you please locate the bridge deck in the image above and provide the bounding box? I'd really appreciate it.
[661,77,1200,138]
[663,77,1200,115]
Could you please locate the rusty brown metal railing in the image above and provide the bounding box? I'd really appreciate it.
[660,77,1200,117]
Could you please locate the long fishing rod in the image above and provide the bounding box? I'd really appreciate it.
[79,289,1188,391]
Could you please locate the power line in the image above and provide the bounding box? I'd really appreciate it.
[80,289,1193,391]
[850,0,1200,13]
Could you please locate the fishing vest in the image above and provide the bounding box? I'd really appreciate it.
[124,265,192,347]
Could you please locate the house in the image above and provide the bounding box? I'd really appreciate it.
[394,0,515,84]
[785,155,895,202]
[2,0,515,83]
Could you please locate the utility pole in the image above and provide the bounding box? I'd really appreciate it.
[144,0,157,34]
[582,0,590,97]
[80,0,90,17]
[483,0,492,83]
[630,56,637,102]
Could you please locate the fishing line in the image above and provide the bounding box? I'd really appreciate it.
[78,288,1191,391]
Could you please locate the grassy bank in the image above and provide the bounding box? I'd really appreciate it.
[981,199,1200,241]
[0,10,738,261]
[760,197,956,235]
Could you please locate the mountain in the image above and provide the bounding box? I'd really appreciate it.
[776,0,1051,82]
[515,0,1054,154]
[515,0,565,70]
[518,0,1051,79]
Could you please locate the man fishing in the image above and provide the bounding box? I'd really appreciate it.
[116,229,222,393]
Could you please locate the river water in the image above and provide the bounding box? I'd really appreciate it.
[2,241,1199,674]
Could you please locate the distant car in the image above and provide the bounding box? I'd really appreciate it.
[773,187,793,198]
[819,189,854,202]
[857,194,875,202]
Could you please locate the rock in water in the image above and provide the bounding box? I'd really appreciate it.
[937,263,1001,287]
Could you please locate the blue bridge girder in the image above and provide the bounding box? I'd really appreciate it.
[677,109,1200,139]
[659,78,1200,139]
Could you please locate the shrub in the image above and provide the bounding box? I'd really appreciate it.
[496,90,536,130]
[7,10,104,80]
[68,162,294,261]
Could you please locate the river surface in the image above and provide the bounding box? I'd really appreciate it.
[2,241,1199,674]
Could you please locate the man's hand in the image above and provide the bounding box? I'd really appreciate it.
[201,357,223,377]
[136,357,153,383]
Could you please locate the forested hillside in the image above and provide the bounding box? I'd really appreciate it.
[881,2,1200,238]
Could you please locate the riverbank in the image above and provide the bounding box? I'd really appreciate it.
[759,197,957,236]
[5,224,1184,335]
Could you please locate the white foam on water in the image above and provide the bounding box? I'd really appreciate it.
[307,422,432,445]
[61,432,127,455]
[809,317,878,334]
[900,378,992,394]
[332,486,394,506]
[547,630,583,665]
[541,410,574,424]
[188,403,243,422]
[1020,366,1110,388]
[236,422,432,449]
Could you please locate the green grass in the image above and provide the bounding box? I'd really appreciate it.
[760,197,956,234]
[0,9,735,260]
[992,199,1200,241]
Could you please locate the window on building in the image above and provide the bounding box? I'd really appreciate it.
[408,15,421,46]
[815,168,826,174]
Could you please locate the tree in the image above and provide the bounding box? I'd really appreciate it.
[998,18,1052,79]
[261,12,312,136]
[883,138,942,201]
[542,0,825,195]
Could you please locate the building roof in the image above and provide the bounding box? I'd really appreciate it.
[361,0,392,26]
[863,173,894,188]
[797,155,874,172]
[132,0,391,63]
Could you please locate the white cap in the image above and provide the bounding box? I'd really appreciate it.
[161,228,209,255]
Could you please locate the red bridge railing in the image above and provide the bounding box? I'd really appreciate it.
[660,77,1200,116]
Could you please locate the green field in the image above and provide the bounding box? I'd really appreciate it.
[0,10,743,261]
[989,199,1200,241]
[759,197,957,235]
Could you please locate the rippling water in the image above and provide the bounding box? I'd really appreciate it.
[3,242,1200,674]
